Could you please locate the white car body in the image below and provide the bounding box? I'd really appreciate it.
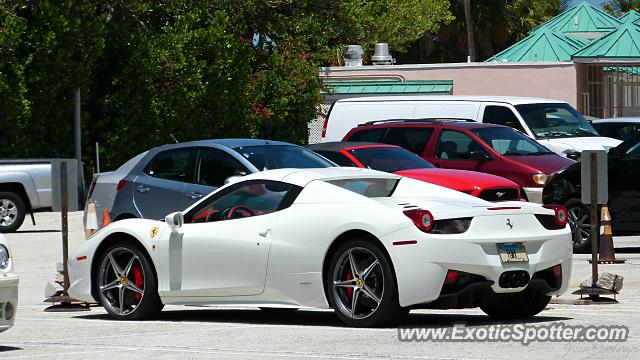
[0,235,18,333]
[68,168,572,323]
[320,95,621,157]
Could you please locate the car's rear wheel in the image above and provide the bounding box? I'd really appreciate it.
[565,198,591,253]
[0,192,26,233]
[96,242,163,320]
[326,239,407,327]
[480,287,551,319]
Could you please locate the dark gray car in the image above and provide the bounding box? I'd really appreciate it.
[86,139,334,223]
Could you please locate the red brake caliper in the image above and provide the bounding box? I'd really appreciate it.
[133,264,144,301]
[346,270,354,298]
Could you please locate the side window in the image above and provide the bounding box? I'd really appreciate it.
[347,129,386,142]
[197,148,249,187]
[382,128,433,155]
[482,106,526,133]
[187,180,301,223]
[605,124,640,141]
[315,151,357,166]
[144,148,195,182]
[436,130,483,160]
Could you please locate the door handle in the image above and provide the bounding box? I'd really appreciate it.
[258,229,271,237]
[135,185,150,193]
[185,192,203,199]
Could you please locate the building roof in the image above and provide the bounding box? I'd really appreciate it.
[322,80,453,95]
[533,1,620,34]
[572,21,640,59]
[334,95,565,106]
[487,28,589,62]
[619,10,640,25]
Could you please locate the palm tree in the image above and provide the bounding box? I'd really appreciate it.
[463,0,476,61]
[603,0,640,15]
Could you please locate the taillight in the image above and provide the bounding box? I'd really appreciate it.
[403,209,434,233]
[543,205,568,227]
[444,270,459,284]
[552,264,562,279]
[116,179,127,192]
[321,116,329,138]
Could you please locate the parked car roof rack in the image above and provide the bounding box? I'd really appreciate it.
[357,118,474,126]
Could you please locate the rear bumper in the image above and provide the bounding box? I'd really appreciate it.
[523,187,543,203]
[383,222,572,308]
[0,274,19,333]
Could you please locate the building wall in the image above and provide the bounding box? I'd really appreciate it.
[320,62,578,107]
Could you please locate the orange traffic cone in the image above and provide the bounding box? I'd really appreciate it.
[597,205,625,264]
[84,202,99,238]
[100,209,112,228]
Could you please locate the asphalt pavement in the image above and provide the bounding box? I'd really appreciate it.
[1,212,639,359]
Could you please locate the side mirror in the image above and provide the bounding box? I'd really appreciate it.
[165,212,184,230]
[224,175,244,184]
[468,150,493,161]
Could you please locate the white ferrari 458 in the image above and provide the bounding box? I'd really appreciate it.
[68,168,572,327]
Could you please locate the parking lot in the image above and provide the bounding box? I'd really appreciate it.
[0,212,637,359]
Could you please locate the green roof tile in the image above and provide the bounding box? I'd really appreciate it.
[486,28,589,62]
[321,81,453,95]
[533,1,620,34]
[619,10,640,24]
[573,21,640,58]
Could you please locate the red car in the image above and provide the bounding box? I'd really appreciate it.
[308,142,523,201]
[342,120,575,203]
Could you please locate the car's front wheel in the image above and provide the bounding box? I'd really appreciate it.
[96,242,163,320]
[480,287,551,319]
[326,239,407,327]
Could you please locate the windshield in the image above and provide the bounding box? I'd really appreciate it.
[515,103,598,139]
[234,145,335,170]
[348,147,435,172]
[471,126,552,156]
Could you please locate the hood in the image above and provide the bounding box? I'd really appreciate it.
[393,168,517,191]
[539,136,622,154]
[503,154,575,174]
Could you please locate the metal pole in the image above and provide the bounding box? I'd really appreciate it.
[95,142,100,173]
[590,153,598,289]
[74,90,81,163]
[61,161,71,297]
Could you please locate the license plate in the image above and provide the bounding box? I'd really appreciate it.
[497,243,528,263]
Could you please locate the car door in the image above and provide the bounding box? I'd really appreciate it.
[133,148,197,220]
[164,180,299,297]
[608,142,640,231]
[380,127,434,157]
[183,147,251,202]
[429,129,496,173]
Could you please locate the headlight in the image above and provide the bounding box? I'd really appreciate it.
[0,245,9,269]
[533,173,548,185]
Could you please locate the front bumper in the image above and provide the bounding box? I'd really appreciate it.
[0,273,19,333]
[523,187,543,203]
[383,215,572,308]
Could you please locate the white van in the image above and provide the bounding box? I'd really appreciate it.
[320,96,621,159]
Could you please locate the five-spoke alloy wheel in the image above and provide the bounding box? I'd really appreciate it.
[96,243,162,320]
[327,239,407,327]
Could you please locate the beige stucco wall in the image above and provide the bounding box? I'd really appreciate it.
[320,62,578,107]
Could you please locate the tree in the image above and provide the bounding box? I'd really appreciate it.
[398,0,564,63]
[603,0,640,14]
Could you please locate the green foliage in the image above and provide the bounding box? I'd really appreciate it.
[603,0,640,14]
[0,0,451,173]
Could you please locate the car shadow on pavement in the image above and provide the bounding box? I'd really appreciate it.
[0,346,22,353]
[74,308,570,328]
[615,247,640,253]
